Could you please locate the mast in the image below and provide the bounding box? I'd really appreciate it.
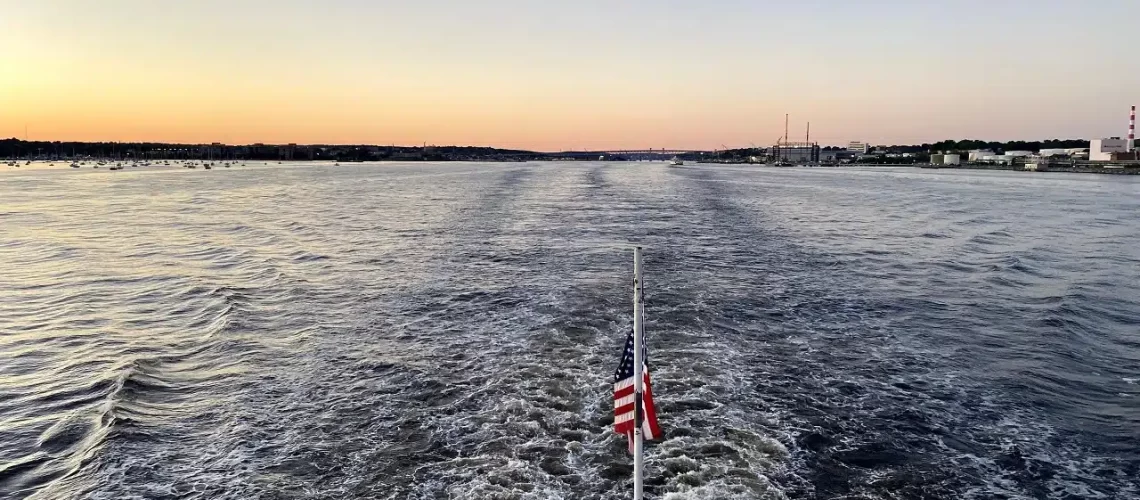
[632,247,645,500]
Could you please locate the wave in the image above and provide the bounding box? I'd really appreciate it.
[2,163,1138,499]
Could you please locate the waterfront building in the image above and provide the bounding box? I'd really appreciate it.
[772,141,820,163]
[1090,138,1129,161]
[968,150,994,162]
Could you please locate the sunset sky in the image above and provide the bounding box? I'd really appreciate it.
[2,0,1138,151]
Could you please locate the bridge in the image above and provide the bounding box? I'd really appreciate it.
[548,149,710,160]
[601,149,706,155]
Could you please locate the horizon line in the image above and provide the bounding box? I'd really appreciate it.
[0,136,1098,153]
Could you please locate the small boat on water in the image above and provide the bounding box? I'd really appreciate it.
[70,163,80,168]
[204,164,212,170]
[669,156,684,166]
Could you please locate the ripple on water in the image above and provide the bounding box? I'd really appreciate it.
[0,163,1138,499]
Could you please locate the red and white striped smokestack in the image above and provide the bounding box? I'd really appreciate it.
[1129,105,1136,152]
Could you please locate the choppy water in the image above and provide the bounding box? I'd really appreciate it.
[1,162,1138,500]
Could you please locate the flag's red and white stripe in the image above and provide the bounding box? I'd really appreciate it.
[614,366,661,452]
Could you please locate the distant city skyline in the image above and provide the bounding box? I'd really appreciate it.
[2,0,1139,151]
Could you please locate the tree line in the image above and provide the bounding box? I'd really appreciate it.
[0,139,541,161]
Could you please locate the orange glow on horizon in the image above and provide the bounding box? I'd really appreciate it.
[3,1,1138,150]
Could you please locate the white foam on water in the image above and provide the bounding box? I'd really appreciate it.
[4,163,1138,499]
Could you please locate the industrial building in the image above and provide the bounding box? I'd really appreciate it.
[977,154,1014,165]
[825,150,863,163]
[968,150,994,162]
[1038,148,1090,158]
[768,115,821,164]
[1090,138,1129,161]
[847,141,870,154]
[1088,106,1136,161]
[771,140,820,163]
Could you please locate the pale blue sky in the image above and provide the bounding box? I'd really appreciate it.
[2,0,1138,148]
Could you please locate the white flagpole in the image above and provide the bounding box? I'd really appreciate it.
[632,247,645,500]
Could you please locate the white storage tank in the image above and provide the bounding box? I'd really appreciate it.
[943,154,961,165]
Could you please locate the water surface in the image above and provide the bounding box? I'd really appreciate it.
[1,162,1138,499]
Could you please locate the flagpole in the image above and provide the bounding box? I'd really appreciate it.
[632,247,645,500]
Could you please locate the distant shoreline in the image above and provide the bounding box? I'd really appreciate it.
[6,159,1140,176]
[692,162,1140,175]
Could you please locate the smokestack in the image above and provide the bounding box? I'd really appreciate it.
[1129,105,1136,152]
[806,122,811,144]
[785,114,789,144]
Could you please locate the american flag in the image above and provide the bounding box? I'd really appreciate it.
[614,330,660,452]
